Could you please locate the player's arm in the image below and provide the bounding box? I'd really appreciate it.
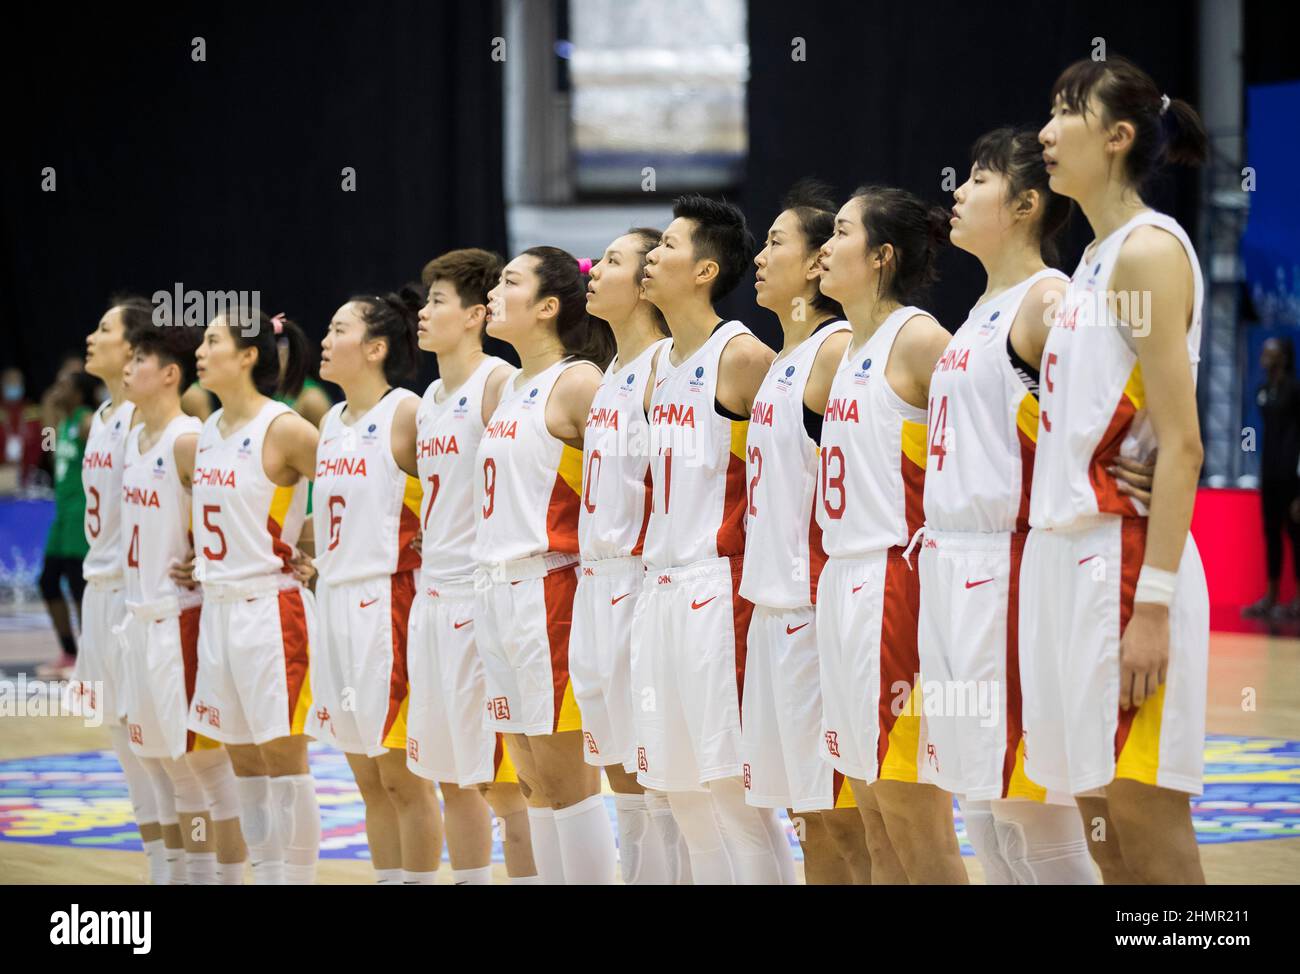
[1111,226,1202,709]
[481,363,514,426]
[173,432,198,490]
[803,329,851,415]
[716,333,775,416]
[181,384,214,421]
[294,384,332,429]
[391,396,420,478]
[265,411,320,486]
[890,313,952,409]
[546,362,602,449]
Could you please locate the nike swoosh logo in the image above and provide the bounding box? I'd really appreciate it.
[690,597,716,610]
[359,598,379,608]
[655,378,668,389]
[851,581,869,594]
[322,437,338,446]
[1077,554,1099,565]
[198,445,212,453]
[786,622,810,635]
[453,619,472,630]
[965,578,994,589]
[611,593,631,606]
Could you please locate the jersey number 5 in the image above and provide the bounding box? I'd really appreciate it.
[201,504,227,561]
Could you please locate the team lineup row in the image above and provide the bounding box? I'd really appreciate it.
[66,53,1210,885]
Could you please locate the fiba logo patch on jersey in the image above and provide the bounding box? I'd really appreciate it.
[978,309,1001,337]
[361,423,378,444]
[520,388,540,410]
[853,358,872,384]
[453,395,469,418]
[151,456,166,479]
[616,372,635,398]
[236,437,252,458]
[688,365,706,392]
[775,364,796,393]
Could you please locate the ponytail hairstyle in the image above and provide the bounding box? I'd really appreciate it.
[1051,55,1208,189]
[227,310,310,399]
[850,185,950,305]
[523,246,615,368]
[780,179,845,319]
[348,286,422,385]
[970,126,1073,266]
[626,227,669,336]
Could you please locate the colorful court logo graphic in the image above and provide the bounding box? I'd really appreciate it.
[1,736,1297,861]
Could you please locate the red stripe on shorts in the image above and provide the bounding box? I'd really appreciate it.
[729,554,753,715]
[278,587,310,730]
[542,564,578,732]
[1112,517,1147,760]
[877,545,920,777]
[1001,532,1027,796]
[180,605,201,753]
[383,570,417,743]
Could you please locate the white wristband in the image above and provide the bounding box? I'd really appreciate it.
[1134,565,1177,606]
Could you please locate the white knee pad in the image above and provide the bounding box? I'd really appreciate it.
[708,778,784,885]
[109,725,160,825]
[958,797,1016,885]
[188,750,242,821]
[991,799,1099,885]
[139,757,179,826]
[163,757,206,815]
[236,775,276,854]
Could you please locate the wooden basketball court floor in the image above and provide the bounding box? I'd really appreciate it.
[1,622,1297,884]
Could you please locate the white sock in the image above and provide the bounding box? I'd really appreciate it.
[143,838,168,885]
[186,851,218,885]
[959,797,1015,885]
[218,860,246,885]
[553,795,617,885]
[666,790,733,884]
[992,800,1100,885]
[403,869,439,885]
[709,777,783,884]
[453,866,493,885]
[614,792,668,885]
[271,773,320,885]
[525,806,565,885]
[375,868,403,885]
[762,810,798,885]
[509,873,542,885]
[165,846,188,885]
[236,775,284,885]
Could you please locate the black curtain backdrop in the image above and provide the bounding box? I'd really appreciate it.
[726,0,1202,346]
[3,1,506,395]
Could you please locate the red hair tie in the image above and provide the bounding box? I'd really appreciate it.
[270,313,286,336]
[576,258,593,274]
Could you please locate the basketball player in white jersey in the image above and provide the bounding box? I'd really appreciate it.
[636,195,795,885]
[1026,56,1211,884]
[742,183,874,884]
[76,296,180,883]
[119,317,249,884]
[408,249,539,885]
[310,290,443,884]
[815,186,967,884]
[573,228,685,885]
[185,309,322,885]
[475,246,619,884]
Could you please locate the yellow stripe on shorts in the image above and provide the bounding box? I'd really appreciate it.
[880,683,922,782]
[1005,737,1048,802]
[1115,682,1166,787]
[556,678,583,733]
[382,694,410,752]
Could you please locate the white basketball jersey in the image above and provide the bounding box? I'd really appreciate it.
[578,338,670,561]
[642,320,753,571]
[1031,211,1203,530]
[192,400,307,583]
[740,320,850,608]
[121,414,202,605]
[472,358,592,564]
[817,307,930,557]
[314,389,422,584]
[416,356,507,582]
[82,399,136,580]
[924,269,1067,534]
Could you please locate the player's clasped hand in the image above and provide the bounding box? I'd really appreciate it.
[1109,452,1157,505]
[168,553,199,590]
[290,547,317,586]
